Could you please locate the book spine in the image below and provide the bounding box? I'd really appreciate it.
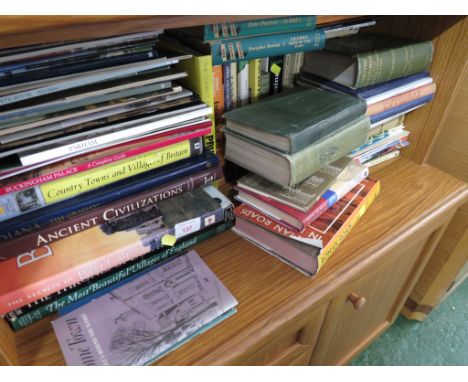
[0,125,211,195]
[316,180,380,271]
[364,149,400,167]
[366,83,436,116]
[6,220,234,331]
[203,16,317,41]
[212,65,224,124]
[268,56,284,95]
[248,59,261,104]
[292,51,304,76]
[289,117,370,186]
[230,62,238,109]
[175,55,216,155]
[211,29,326,65]
[0,167,223,259]
[370,94,434,124]
[0,139,201,222]
[237,60,249,107]
[355,41,434,88]
[282,53,294,88]
[367,115,404,138]
[223,63,232,111]
[0,153,218,242]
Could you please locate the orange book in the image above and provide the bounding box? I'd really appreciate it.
[212,64,225,124]
[367,83,436,116]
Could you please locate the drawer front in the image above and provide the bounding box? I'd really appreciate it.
[240,303,327,366]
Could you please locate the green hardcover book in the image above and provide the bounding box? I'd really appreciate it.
[302,34,433,89]
[223,87,367,154]
[225,114,369,187]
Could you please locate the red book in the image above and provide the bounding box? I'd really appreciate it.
[235,186,328,231]
[234,178,380,274]
[0,122,211,196]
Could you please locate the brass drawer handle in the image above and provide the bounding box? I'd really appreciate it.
[347,292,366,310]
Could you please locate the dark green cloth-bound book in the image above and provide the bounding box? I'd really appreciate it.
[223,88,367,154]
[302,34,433,89]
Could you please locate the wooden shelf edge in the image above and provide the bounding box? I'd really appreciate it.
[0,15,362,49]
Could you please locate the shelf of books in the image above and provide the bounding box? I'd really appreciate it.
[0,15,466,366]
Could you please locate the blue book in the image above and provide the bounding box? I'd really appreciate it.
[298,71,431,100]
[210,29,325,65]
[223,62,232,111]
[0,151,218,240]
[370,94,434,124]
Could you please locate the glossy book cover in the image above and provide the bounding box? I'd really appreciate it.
[52,250,238,365]
[0,185,230,315]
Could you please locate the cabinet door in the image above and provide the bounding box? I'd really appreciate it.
[311,229,442,365]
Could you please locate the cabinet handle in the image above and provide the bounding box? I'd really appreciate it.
[347,292,366,310]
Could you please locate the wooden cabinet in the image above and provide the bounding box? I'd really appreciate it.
[0,15,466,366]
[311,229,444,365]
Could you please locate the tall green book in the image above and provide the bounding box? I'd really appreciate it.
[302,34,433,89]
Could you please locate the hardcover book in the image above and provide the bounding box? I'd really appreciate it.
[236,156,354,213]
[52,250,238,365]
[0,185,232,315]
[223,87,367,154]
[235,159,368,230]
[224,114,369,187]
[233,178,380,276]
[0,151,219,242]
[302,34,433,89]
[6,220,234,331]
[0,166,223,258]
[180,16,317,42]
[0,138,203,222]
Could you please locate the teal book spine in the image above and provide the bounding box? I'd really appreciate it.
[211,29,326,65]
[203,16,317,41]
[6,220,234,331]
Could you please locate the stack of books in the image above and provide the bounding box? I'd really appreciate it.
[164,16,377,162]
[298,33,436,167]
[223,87,380,276]
[0,31,235,340]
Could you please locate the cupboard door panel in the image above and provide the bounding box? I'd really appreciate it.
[313,231,437,365]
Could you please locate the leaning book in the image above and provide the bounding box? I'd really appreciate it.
[52,249,238,366]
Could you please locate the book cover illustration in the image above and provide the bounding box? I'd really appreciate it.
[234,178,379,248]
[0,185,231,314]
[52,250,238,365]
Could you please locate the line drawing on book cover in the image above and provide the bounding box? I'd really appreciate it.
[105,254,230,365]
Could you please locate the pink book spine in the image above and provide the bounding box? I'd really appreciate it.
[0,241,149,315]
[0,126,211,195]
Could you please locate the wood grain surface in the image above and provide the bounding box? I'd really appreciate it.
[0,15,358,49]
[6,157,466,366]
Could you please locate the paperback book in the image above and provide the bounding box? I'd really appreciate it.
[52,250,238,365]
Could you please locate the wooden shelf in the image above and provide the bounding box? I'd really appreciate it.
[12,158,468,365]
[0,15,360,49]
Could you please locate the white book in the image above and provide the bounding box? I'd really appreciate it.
[366,77,434,105]
[237,60,249,107]
[0,106,211,168]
